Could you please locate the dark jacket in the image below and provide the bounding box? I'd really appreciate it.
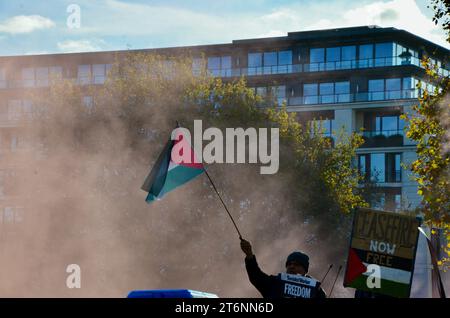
[245,255,327,298]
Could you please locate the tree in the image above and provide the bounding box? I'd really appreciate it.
[401,0,450,269]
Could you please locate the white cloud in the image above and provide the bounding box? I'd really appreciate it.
[304,0,449,49]
[57,40,102,53]
[58,0,449,50]
[0,15,55,34]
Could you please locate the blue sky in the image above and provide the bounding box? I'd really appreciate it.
[0,0,448,56]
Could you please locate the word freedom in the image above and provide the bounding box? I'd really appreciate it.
[172,120,279,174]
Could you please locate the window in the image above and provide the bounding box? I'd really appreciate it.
[375,43,394,66]
[36,66,62,87]
[249,51,293,75]
[207,57,220,70]
[248,53,262,68]
[0,69,6,88]
[207,56,231,76]
[385,78,401,99]
[326,47,340,70]
[368,79,385,101]
[192,58,204,75]
[78,65,91,85]
[402,77,419,98]
[36,67,49,87]
[335,81,350,102]
[22,68,35,87]
[273,85,286,105]
[359,44,373,68]
[278,51,292,65]
[370,153,385,183]
[309,48,325,71]
[319,83,334,103]
[310,48,324,63]
[248,53,262,75]
[358,153,401,183]
[359,155,367,178]
[303,81,350,104]
[92,64,111,84]
[1,206,24,224]
[7,100,33,121]
[341,46,356,69]
[264,52,277,66]
[8,100,22,120]
[341,46,356,61]
[386,153,401,182]
[303,83,318,104]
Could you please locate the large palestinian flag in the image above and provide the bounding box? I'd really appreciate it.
[142,128,204,203]
[343,208,420,298]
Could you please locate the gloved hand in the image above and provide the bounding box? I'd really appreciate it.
[240,238,254,258]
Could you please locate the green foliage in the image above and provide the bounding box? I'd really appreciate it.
[401,59,450,268]
[187,76,367,227]
[429,0,450,42]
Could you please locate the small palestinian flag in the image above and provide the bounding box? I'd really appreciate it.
[343,208,420,298]
[142,127,204,203]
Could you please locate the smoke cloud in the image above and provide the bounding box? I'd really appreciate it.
[0,53,353,297]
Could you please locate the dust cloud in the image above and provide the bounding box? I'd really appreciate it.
[0,53,354,298]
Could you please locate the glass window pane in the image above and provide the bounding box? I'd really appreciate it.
[319,83,334,103]
[403,77,413,89]
[22,68,35,87]
[369,79,384,92]
[359,155,367,176]
[376,117,381,131]
[264,52,277,66]
[248,53,262,67]
[278,51,292,65]
[342,46,356,61]
[335,81,349,94]
[78,65,90,76]
[359,44,373,59]
[375,43,394,58]
[221,56,231,69]
[303,83,318,96]
[319,83,334,95]
[386,78,401,91]
[36,67,48,87]
[371,153,385,182]
[49,66,62,78]
[326,47,340,62]
[256,87,266,96]
[382,116,398,131]
[93,64,105,76]
[207,57,221,70]
[310,48,324,63]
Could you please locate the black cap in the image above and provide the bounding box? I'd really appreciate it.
[286,251,309,273]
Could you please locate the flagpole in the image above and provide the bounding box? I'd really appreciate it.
[329,265,342,298]
[203,167,242,239]
[174,120,242,239]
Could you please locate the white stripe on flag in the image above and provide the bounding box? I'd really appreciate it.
[362,263,411,284]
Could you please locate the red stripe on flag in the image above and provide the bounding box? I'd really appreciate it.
[171,130,204,169]
[344,248,367,285]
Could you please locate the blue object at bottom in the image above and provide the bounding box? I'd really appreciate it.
[127,289,219,298]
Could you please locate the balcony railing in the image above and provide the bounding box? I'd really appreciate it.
[194,55,450,78]
[362,129,404,138]
[287,89,418,106]
[361,130,404,147]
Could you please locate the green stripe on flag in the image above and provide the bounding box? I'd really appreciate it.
[349,274,411,298]
[146,164,203,202]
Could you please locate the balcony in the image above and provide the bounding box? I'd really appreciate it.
[287,89,418,106]
[195,56,449,78]
[361,130,404,147]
